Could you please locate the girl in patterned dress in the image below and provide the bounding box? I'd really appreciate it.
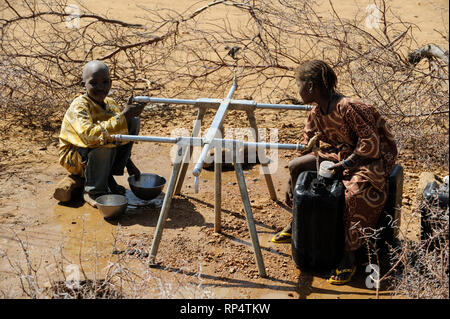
[272,60,398,285]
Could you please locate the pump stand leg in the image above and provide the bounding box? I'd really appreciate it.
[246,110,277,201]
[149,146,187,265]
[234,161,267,277]
[214,126,224,233]
[174,108,206,195]
[261,165,277,201]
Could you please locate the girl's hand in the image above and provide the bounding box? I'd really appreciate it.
[327,161,345,175]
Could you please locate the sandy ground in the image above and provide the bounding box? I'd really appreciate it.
[0,0,448,299]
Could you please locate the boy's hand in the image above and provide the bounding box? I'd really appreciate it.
[123,96,147,120]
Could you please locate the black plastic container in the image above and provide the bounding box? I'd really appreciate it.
[291,171,345,271]
[420,180,449,247]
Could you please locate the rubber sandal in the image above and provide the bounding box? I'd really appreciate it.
[328,266,356,285]
[271,231,292,243]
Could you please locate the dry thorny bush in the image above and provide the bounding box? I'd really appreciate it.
[356,196,448,299]
[0,0,448,298]
[0,0,448,163]
[388,200,449,299]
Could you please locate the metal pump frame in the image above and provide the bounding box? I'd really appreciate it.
[112,76,311,277]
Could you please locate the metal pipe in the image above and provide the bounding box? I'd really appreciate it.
[149,145,187,264]
[192,78,237,177]
[214,143,222,233]
[214,125,225,233]
[240,141,306,150]
[234,155,266,277]
[112,135,179,144]
[174,107,206,195]
[134,96,197,105]
[246,109,277,200]
[111,134,306,151]
[254,102,311,110]
[133,95,312,111]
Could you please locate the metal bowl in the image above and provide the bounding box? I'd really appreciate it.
[128,173,166,200]
[95,194,128,219]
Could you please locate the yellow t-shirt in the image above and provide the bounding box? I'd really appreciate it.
[58,94,129,176]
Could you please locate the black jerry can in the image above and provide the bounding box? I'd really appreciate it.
[291,171,345,271]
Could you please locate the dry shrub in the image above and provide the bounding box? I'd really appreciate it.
[0,0,175,133]
[1,0,448,165]
[180,0,449,164]
[354,184,449,299]
[388,200,449,299]
[0,226,213,299]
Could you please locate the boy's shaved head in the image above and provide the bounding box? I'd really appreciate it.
[82,60,109,81]
[82,60,112,104]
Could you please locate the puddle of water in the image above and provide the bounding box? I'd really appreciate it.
[54,202,118,271]
[51,143,181,279]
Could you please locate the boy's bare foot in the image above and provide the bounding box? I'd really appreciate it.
[126,159,141,180]
[108,176,126,195]
[83,192,98,208]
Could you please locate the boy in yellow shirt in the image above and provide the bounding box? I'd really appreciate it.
[58,60,146,207]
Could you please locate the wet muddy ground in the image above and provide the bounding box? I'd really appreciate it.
[0,0,448,300]
[2,133,445,299]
